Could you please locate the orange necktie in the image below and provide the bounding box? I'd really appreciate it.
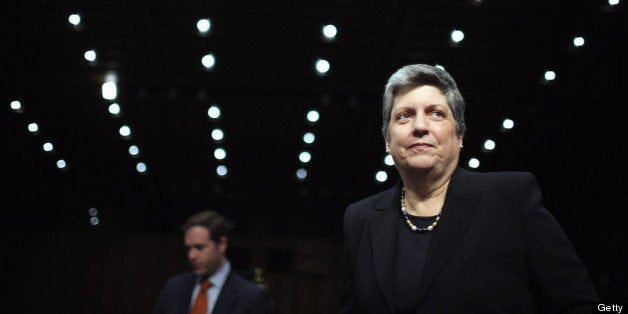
[190,281,212,314]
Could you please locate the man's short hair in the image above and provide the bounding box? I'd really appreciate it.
[180,210,228,242]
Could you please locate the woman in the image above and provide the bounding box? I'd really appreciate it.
[341,64,598,313]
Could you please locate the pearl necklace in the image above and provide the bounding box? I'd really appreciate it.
[400,187,441,232]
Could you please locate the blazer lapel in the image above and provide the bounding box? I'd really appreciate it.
[416,168,482,304]
[367,183,402,314]
[213,272,237,314]
[179,273,197,314]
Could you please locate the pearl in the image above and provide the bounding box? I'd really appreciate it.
[400,187,442,233]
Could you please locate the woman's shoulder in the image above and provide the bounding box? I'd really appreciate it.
[463,168,539,191]
[464,168,534,181]
[347,184,398,209]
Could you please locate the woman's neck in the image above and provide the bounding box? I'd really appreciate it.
[400,169,453,216]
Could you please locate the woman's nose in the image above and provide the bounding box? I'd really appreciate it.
[412,114,429,135]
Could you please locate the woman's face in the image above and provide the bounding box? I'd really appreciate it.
[386,85,462,176]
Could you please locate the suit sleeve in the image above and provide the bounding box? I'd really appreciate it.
[519,172,599,313]
[151,284,167,314]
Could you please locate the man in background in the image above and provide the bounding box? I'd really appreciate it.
[153,211,272,314]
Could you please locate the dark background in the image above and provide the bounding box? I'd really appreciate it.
[1,1,626,313]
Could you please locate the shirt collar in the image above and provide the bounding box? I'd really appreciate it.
[197,259,230,289]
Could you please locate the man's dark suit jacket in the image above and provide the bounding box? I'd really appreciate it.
[153,270,272,314]
[341,167,598,314]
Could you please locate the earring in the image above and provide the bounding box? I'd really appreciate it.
[386,148,390,153]
[459,144,463,148]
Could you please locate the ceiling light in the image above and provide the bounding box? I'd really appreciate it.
[214,148,226,160]
[322,24,337,40]
[108,103,121,115]
[315,59,330,75]
[544,70,556,81]
[384,154,394,166]
[299,151,312,163]
[129,145,140,156]
[306,110,320,123]
[207,105,221,119]
[468,158,480,169]
[216,165,228,177]
[303,132,315,144]
[43,142,54,152]
[10,100,22,111]
[88,207,98,216]
[483,139,496,151]
[296,168,308,180]
[202,54,216,69]
[211,129,224,141]
[119,125,131,137]
[451,30,465,43]
[28,123,39,133]
[573,37,585,47]
[375,171,388,183]
[68,14,81,26]
[56,159,67,169]
[197,19,211,34]
[502,118,514,130]
[102,81,117,100]
[84,50,96,62]
[136,162,147,173]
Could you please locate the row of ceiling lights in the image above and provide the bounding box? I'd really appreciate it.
[207,105,229,178]
[100,54,148,175]
[9,101,69,171]
[293,22,336,181]
[295,110,320,181]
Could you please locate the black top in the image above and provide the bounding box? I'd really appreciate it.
[341,168,599,314]
[394,213,436,314]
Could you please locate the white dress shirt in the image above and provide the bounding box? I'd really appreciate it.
[189,260,231,314]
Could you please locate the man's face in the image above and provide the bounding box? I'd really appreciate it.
[184,226,227,276]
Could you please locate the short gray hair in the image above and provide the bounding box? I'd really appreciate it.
[382,64,466,141]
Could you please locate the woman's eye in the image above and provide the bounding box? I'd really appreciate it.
[431,111,444,118]
[397,112,411,120]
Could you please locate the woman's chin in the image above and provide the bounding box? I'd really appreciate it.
[399,158,438,171]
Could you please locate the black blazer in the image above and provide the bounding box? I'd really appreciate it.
[153,270,272,314]
[341,168,598,314]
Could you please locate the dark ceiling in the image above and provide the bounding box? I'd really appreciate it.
[1,1,626,237]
